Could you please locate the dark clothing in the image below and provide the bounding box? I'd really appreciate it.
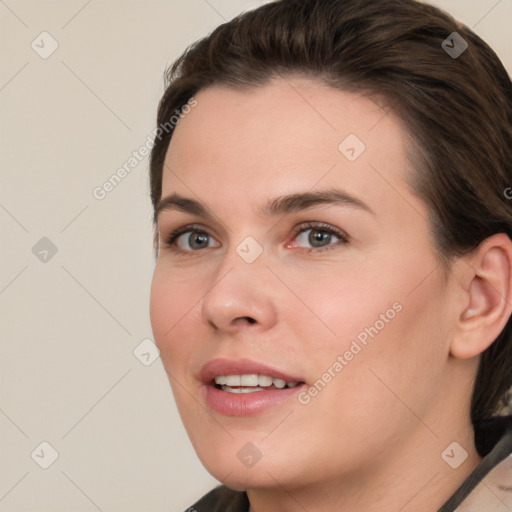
[188,486,249,512]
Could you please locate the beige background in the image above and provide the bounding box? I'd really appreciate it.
[1,1,511,511]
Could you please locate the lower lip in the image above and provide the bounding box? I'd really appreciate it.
[203,384,306,416]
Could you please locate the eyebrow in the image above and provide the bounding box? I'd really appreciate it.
[154,188,374,224]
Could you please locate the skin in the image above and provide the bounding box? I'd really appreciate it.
[149,77,511,512]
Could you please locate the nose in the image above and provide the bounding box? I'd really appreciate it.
[201,247,278,334]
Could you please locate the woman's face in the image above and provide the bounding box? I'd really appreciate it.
[150,78,463,491]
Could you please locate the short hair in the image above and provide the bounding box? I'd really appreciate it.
[149,0,512,455]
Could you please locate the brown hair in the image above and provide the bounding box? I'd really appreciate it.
[149,0,512,454]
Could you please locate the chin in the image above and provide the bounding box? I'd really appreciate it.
[194,442,290,491]
[206,465,279,492]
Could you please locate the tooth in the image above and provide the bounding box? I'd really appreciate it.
[216,374,300,390]
[222,386,243,394]
[273,378,286,389]
[239,387,263,393]
[222,386,264,394]
[240,374,259,386]
[225,375,241,386]
[258,375,273,387]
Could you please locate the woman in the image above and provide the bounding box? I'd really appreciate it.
[148,0,512,510]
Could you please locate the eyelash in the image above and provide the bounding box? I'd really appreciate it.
[163,222,349,254]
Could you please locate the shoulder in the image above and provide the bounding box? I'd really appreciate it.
[186,485,249,512]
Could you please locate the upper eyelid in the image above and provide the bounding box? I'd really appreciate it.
[165,221,341,237]
[158,218,227,240]
[291,223,349,246]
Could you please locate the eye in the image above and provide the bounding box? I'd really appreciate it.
[290,222,348,252]
[162,221,348,254]
[164,225,219,252]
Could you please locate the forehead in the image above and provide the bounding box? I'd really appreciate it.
[161,77,418,220]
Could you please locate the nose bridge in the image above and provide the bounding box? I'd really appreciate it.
[214,233,268,287]
[201,238,277,331]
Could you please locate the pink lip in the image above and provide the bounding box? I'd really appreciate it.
[200,358,306,417]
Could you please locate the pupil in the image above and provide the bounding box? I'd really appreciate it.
[190,232,208,249]
[309,230,330,247]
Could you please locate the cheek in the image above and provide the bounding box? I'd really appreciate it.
[149,264,204,372]
[149,265,211,429]
[278,255,405,352]
[288,249,449,405]
[288,291,448,471]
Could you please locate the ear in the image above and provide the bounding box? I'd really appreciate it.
[450,233,512,359]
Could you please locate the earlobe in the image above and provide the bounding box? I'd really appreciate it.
[450,234,512,360]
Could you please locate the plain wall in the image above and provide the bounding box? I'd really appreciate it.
[1,1,511,511]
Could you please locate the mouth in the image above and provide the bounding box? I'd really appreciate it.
[213,374,302,393]
[200,358,307,416]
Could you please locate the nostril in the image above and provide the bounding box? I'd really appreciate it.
[234,316,257,325]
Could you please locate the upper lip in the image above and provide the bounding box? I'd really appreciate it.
[200,358,305,385]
